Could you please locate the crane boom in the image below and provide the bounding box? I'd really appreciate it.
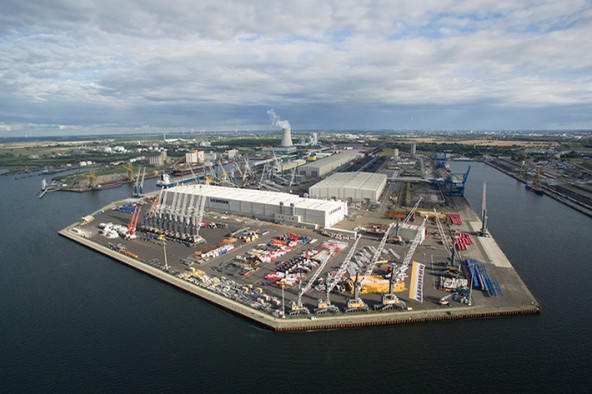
[360,223,396,285]
[401,197,422,228]
[195,190,206,235]
[151,188,164,215]
[326,235,361,296]
[297,250,333,305]
[139,167,146,195]
[392,217,427,285]
[433,208,452,255]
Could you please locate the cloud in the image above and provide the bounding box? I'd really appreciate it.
[0,0,591,135]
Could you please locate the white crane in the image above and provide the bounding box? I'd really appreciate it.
[133,166,142,197]
[288,167,296,191]
[361,223,396,283]
[376,217,427,311]
[194,190,206,237]
[433,208,452,254]
[139,167,146,196]
[242,156,252,182]
[402,197,422,228]
[344,224,395,312]
[324,234,362,307]
[290,254,333,316]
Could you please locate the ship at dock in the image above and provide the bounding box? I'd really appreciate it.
[525,167,544,195]
[156,173,203,188]
[525,181,544,195]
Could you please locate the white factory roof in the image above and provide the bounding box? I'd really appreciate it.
[170,184,344,211]
[311,172,387,191]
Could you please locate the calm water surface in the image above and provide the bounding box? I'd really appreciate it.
[1,162,590,393]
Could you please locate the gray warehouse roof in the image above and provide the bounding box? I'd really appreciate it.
[299,150,359,171]
[310,172,387,192]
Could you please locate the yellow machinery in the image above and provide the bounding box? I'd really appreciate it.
[125,163,134,180]
[87,169,96,189]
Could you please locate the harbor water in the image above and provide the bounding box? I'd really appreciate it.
[1,162,590,392]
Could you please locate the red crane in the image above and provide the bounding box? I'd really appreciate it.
[127,205,141,237]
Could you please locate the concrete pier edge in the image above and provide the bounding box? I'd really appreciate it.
[59,221,540,332]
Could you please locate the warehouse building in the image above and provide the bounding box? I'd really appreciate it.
[309,172,387,203]
[298,150,360,178]
[161,184,347,228]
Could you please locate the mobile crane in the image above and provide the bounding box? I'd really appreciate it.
[319,235,361,314]
[375,217,427,311]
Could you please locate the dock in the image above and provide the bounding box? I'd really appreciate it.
[59,194,540,332]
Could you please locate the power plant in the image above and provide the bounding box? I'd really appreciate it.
[280,126,293,147]
[59,134,539,332]
[267,109,293,147]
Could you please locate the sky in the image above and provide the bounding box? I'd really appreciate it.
[1,0,591,136]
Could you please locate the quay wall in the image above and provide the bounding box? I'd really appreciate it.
[59,224,540,332]
[484,160,592,218]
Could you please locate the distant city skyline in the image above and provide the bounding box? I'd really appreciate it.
[1,1,591,136]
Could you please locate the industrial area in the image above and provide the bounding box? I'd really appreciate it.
[60,122,540,331]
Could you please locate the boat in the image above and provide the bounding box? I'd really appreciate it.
[171,166,202,176]
[525,167,544,195]
[525,182,544,195]
[156,173,204,188]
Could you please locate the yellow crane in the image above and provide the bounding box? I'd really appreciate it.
[125,163,134,180]
[87,169,96,189]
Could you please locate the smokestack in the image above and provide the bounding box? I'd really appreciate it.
[267,109,293,147]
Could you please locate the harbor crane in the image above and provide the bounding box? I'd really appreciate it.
[480,181,488,237]
[133,167,146,197]
[125,163,134,180]
[321,234,362,314]
[192,189,206,238]
[288,167,296,191]
[146,187,164,226]
[345,272,369,313]
[289,249,339,315]
[242,156,252,182]
[127,205,141,238]
[433,208,459,266]
[139,167,146,196]
[392,197,422,242]
[346,223,395,312]
[87,169,97,189]
[375,217,427,311]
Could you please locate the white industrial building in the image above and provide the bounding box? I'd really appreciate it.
[309,172,387,202]
[161,184,347,228]
[298,150,360,178]
[185,150,204,164]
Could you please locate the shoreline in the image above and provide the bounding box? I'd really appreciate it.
[483,160,592,219]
